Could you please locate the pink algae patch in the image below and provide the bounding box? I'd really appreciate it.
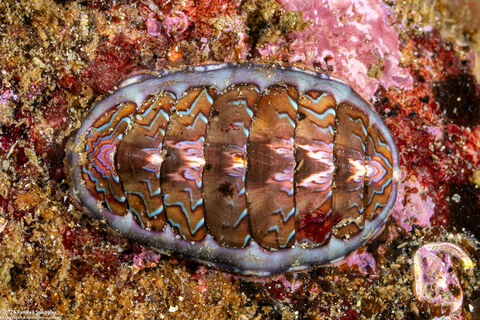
[146,16,163,36]
[164,10,190,37]
[345,249,377,277]
[261,0,412,99]
[132,250,162,269]
[392,172,436,232]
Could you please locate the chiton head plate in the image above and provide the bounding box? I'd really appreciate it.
[66,63,400,276]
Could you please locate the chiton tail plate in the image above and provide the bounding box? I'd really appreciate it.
[66,63,400,276]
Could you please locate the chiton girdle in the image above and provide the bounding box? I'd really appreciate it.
[66,63,400,276]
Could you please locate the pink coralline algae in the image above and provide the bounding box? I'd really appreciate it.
[345,249,377,277]
[146,11,189,38]
[413,242,474,317]
[392,173,436,232]
[164,10,189,37]
[0,89,17,126]
[132,250,162,270]
[146,16,163,36]
[0,89,17,104]
[261,0,413,99]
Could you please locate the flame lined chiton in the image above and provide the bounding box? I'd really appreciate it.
[66,63,400,276]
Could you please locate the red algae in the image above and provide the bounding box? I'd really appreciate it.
[81,36,139,94]
[1,0,480,319]
[61,225,130,280]
[377,29,479,235]
[182,0,239,39]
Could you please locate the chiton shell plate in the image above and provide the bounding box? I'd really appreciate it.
[66,63,400,276]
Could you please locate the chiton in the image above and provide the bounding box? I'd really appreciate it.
[66,63,400,276]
